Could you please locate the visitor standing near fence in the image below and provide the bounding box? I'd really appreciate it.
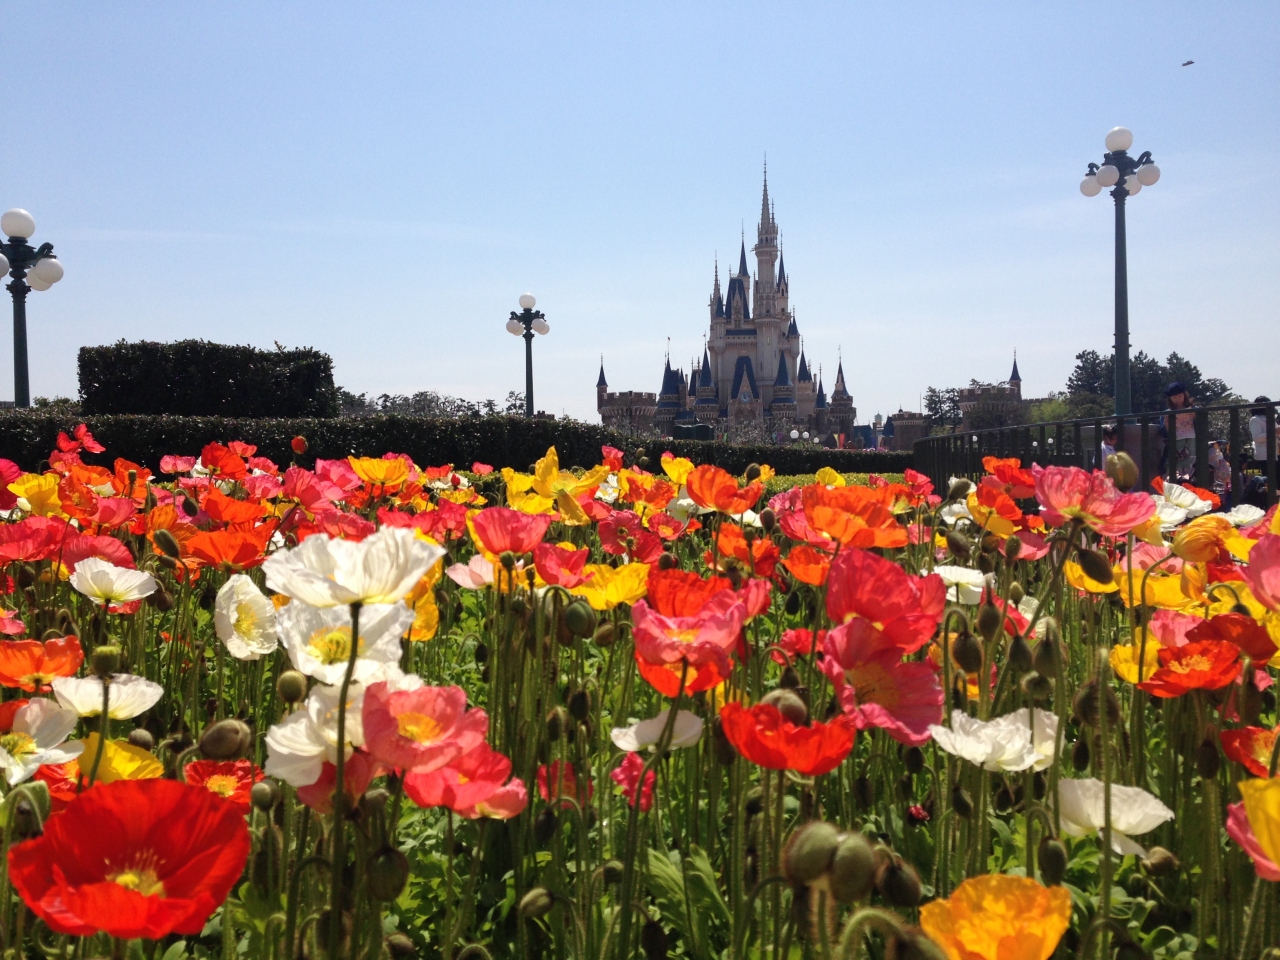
[1252,396,1272,464]
[1163,382,1196,480]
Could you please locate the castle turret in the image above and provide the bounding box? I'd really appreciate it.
[596,359,608,411]
[1008,353,1022,399]
[829,360,856,437]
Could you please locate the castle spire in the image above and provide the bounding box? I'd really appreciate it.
[596,356,607,388]
[760,162,772,232]
[738,235,749,276]
[1009,351,1022,383]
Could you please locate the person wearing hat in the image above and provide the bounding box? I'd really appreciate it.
[1163,381,1197,481]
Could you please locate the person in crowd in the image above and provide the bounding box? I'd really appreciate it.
[1100,425,1117,460]
[1251,396,1273,465]
[1162,382,1197,481]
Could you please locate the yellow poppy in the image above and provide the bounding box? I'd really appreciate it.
[1064,560,1119,594]
[1114,568,1199,612]
[8,473,63,518]
[919,874,1071,960]
[530,447,610,526]
[755,464,776,483]
[966,492,1019,539]
[569,562,650,610]
[404,561,443,642]
[1240,778,1280,868]
[660,454,695,487]
[348,456,409,491]
[76,734,164,783]
[1109,643,1162,684]
[1173,515,1252,563]
[814,466,845,488]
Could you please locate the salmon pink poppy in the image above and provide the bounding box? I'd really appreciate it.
[1138,639,1242,698]
[1243,534,1280,612]
[0,637,84,692]
[821,622,943,746]
[7,778,250,939]
[404,742,528,819]
[362,681,489,774]
[537,760,593,808]
[631,597,746,676]
[1032,465,1156,537]
[159,455,196,475]
[0,516,66,563]
[611,753,655,810]
[1220,726,1277,778]
[470,506,552,556]
[184,759,263,812]
[686,464,763,515]
[826,548,946,654]
[801,484,907,549]
[767,486,829,548]
[1227,801,1280,881]
[718,701,855,776]
[533,542,595,589]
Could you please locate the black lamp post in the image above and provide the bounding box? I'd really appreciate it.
[505,292,549,418]
[1080,127,1159,418]
[0,208,64,408]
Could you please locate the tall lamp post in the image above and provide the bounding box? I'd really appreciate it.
[505,292,549,418]
[0,208,65,408]
[1080,127,1159,418]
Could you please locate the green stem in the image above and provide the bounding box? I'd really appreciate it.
[328,600,363,960]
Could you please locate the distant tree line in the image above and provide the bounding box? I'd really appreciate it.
[338,389,526,418]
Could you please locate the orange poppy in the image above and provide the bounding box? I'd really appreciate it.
[1221,725,1278,778]
[782,544,831,586]
[718,701,855,776]
[685,465,763,516]
[200,443,248,480]
[982,457,1036,498]
[647,567,735,616]
[1186,613,1277,664]
[635,651,729,697]
[202,487,265,527]
[709,523,780,578]
[183,525,274,571]
[1138,639,1241,698]
[801,484,907,549]
[0,637,84,692]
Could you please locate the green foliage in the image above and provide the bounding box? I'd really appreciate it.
[1065,349,1238,415]
[761,472,905,496]
[77,339,340,417]
[1027,394,1072,423]
[0,411,915,475]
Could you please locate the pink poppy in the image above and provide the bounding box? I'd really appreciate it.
[1012,530,1050,560]
[0,517,69,564]
[241,474,283,501]
[1145,609,1202,648]
[446,555,495,589]
[296,751,383,814]
[1226,802,1280,881]
[0,611,23,636]
[404,742,527,820]
[90,498,137,529]
[362,682,489,774]
[630,598,746,675]
[0,459,22,511]
[767,487,832,549]
[610,753,655,811]
[1032,465,1157,538]
[537,761,593,808]
[772,627,823,665]
[533,543,595,589]
[470,507,552,556]
[601,446,625,471]
[58,535,136,573]
[314,458,362,492]
[311,508,376,541]
[821,623,943,746]
[282,466,343,510]
[826,548,945,654]
[1243,534,1280,612]
[160,455,197,475]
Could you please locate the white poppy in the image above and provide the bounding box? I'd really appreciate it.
[940,500,974,527]
[263,526,445,608]
[1056,778,1174,857]
[214,574,279,660]
[928,708,1058,773]
[446,555,495,589]
[51,673,164,720]
[264,682,367,787]
[279,601,412,686]
[1221,503,1265,527]
[0,698,84,785]
[931,565,988,605]
[1161,482,1213,519]
[666,493,715,524]
[69,557,157,606]
[611,709,704,753]
[1152,499,1189,531]
[595,474,621,504]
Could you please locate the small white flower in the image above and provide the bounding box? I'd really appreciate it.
[1056,778,1174,857]
[940,500,974,527]
[264,682,367,787]
[263,526,445,608]
[446,555,495,589]
[928,708,1058,773]
[595,474,621,504]
[931,565,988,605]
[1221,503,1265,527]
[69,557,157,606]
[52,674,164,720]
[214,574,279,660]
[1152,499,1189,531]
[279,601,412,686]
[1161,482,1213,518]
[611,709,704,753]
[0,698,83,785]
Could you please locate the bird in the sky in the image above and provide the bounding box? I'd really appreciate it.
[1182,60,1195,66]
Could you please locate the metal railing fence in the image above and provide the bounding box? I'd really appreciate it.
[914,399,1278,507]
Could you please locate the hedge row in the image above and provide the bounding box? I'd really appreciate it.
[0,412,914,476]
[77,340,340,418]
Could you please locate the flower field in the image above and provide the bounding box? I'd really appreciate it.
[0,426,1278,959]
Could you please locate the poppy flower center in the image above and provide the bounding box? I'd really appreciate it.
[18,671,54,688]
[234,601,261,639]
[849,663,898,708]
[108,855,166,897]
[203,774,240,797]
[1167,655,1212,675]
[396,712,445,743]
[306,626,362,665]
[0,732,37,758]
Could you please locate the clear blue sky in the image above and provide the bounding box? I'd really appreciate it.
[5,3,1278,421]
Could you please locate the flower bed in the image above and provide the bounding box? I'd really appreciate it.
[0,427,1276,958]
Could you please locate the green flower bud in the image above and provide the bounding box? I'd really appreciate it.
[1076,547,1114,585]
[828,831,876,903]
[152,528,182,559]
[1037,837,1067,886]
[782,821,841,886]
[276,669,308,704]
[91,645,121,679]
[518,887,555,919]
[564,600,597,639]
[760,688,809,726]
[199,719,252,761]
[366,846,410,902]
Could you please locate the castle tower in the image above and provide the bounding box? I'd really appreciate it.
[769,351,797,425]
[752,169,779,319]
[596,359,608,411]
[829,360,856,438]
[695,345,719,421]
[1008,352,1022,399]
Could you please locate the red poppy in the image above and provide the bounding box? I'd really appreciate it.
[1221,726,1278,778]
[0,516,68,563]
[709,523,779,578]
[536,761,593,808]
[1138,640,1242,698]
[600,510,645,555]
[58,534,136,574]
[201,487,265,527]
[34,760,80,812]
[685,465,763,516]
[718,702,855,776]
[290,435,308,456]
[8,779,250,939]
[772,628,823,665]
[470,507,552,555]
[184,759,263,812]
[200,443,247,480]
[183,526,274,571]
[55,423,105,455]
[611,753,655,811]
[1187,614,1278,663]
[782,544,831,586]
[646,512,690,541]
[647,567,734,617]
[982,457,1036,499]
[533,543,595,589]
[634,648,731,697]
[903,468,936,502]
[826,548,946,654]
[380,499,469,542]
[0,636,84,692]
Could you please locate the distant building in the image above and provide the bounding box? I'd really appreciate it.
[958,357,1024,430]
[597,171,858,442]
[884,409,928,452]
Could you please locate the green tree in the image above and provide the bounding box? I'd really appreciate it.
[924,386,961,432]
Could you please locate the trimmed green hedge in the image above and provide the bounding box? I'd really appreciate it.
[0,412,914,475]
[78,340,339,418]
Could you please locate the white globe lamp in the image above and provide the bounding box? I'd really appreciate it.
[1136,163,1161,186]
[1,209,35,239]
[33,257,63,284]
[518,292,536,310]
[1104,127,1133,152]
[1080,175,1102,197]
